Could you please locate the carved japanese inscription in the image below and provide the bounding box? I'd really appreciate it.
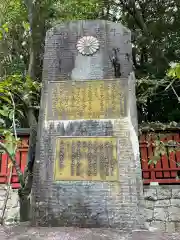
[54,137,118,181]
[47,80,126,120]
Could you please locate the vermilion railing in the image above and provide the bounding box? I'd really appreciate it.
[0,128,180,188]
[0,130,29,188]
[140,130,180,184]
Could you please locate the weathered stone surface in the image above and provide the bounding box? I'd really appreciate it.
[165,222,176,233]
[154,200,170,207]
[170,199,180,207]
[174,222,180,231]
[154,208,168,221]
[0,186,19,224]
[144,209,154,222]
[144,188,157,201]
[5,192,19,221]
[144,200,154,209]
[157,187,172,200]
[6,190,19,209]
[172,189,180,199]
[136,187,180,232]
[31,20,145,230]
[168,207,180,222]
[143,186,180,232]
[3,185,180,233]
[150,221,166,231]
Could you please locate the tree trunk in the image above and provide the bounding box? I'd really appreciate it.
[18,108,37,222]
[19,193,30,222]
[19,0,46,222]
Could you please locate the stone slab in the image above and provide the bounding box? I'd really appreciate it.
[32,20,144,229]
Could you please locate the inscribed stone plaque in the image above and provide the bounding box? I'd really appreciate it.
[54,137,118,181]
[47,80,126,120]
[32,20,145,230]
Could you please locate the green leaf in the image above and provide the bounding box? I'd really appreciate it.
[176,66,180,78]
[2,105,9,111]
[0,109,9,117]
[22,21,30,31]
[3,131,16,155]
[2,23,8,33]
[167,64,180,78]
[0,118,5,126]
[153,160,158,165]
[0,96,11,104]
[0,149,5,154]
[149,155,160,165]
[8,110,14,120]
[176,162,180,167]
[22,94,29,100]
[148,160,152,165]
[154,140,161,146]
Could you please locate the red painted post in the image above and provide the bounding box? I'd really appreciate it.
[140,133,150,180]
[146,132,156,182]
[160,133,171,178]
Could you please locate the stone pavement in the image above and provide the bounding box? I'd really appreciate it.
[0,225,179,240]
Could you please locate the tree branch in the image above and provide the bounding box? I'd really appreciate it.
[9,93,17,141]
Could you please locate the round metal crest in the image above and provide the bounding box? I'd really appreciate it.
[76,36,100,56]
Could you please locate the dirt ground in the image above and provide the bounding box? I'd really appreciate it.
[0,225,179,240]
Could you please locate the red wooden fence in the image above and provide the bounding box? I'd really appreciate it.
[140,130,180,184]
[0,128,180,188]
[0,130,29,188]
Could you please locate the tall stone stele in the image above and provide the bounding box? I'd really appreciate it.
[31,20,146,230]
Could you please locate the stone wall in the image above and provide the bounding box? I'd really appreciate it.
[1,184,180,233]
[0,185,19,225]
[144,185,180,232]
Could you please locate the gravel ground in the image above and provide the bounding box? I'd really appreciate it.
[0,225,179,240]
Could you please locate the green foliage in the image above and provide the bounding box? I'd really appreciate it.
[0,0,30,77]
[148,136,179,165]
[167,63,180,79]
[136,74,180,123]
[0,130,20,156]
[0,89,24,187]
[117,0,180,123]
[0,23,9,40]
[121,0,180,78]
[0,105,14,128]
[52,0,102,22]
[0,0,27,24]
[0,74,41,128]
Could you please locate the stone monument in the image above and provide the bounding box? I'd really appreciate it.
[31,20,146,230]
